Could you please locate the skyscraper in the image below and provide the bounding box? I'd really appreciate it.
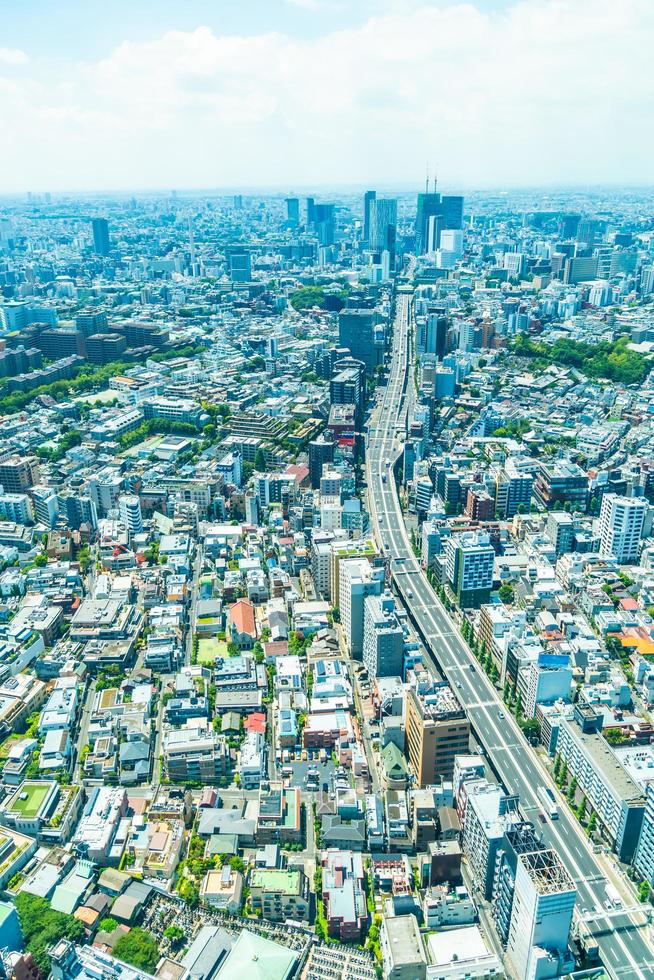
[91,218,110,256]
[369,198,397,255]
[313,203,335,246]
[363,190,376,243]
[415,193,464,254]
[306,197,316,226]
[338,309,384,373]
[285,197,300,226]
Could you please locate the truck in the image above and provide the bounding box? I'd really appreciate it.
[538,784,559,819]
[605,883,622,908]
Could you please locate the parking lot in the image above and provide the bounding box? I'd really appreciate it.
[285,757,336,791]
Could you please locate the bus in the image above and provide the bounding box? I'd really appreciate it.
[538,785,559,819]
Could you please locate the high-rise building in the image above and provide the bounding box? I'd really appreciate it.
[405,676,470,786]
[505,846,576,979]
[494,460,533,519]
[546,511,574,557]
[118,494,143,539]
[634,783,654,887]
[338,557,384,658]
[369,198,397,255]
[227,248,252,282]
[31,485,59,528]
[306,197,316,226]
[445,532,495,608]
[362,592,404,679]
[91,218,110,256]
[598,493,647,563]
[338,310,384,373]
[415,192,442,255]
[313,203,335,246]
[363,190,376,243]
[308,436,335,490]
[285,197,300,226]
[0,456,39,494]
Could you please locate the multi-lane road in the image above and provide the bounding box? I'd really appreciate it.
[365,283,654,979]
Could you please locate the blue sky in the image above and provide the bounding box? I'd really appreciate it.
[0,0,652,192]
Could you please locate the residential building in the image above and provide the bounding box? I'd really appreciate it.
[362,591,404,678]
[598,493,647,563]
[445,532,494,608]
[405,677,470,786]
[249,868,310,922]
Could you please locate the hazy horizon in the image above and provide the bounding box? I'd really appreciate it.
[2,0,653,193]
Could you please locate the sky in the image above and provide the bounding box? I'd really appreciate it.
[0,0,653,193]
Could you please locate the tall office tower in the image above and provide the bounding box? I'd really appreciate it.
[415,192,442,255]
[330,365,365,426]
[362,592,404,679]
[445,531,495,608]
[314,203,335,246]
[577,218,598,246]
[285,197,300,226]
[91,218,110,256]
[233,195,243,209]
[598,493,647,563]
[363,190,376,243]
[338,557,384,658]
[227,248,252,282]
[405,677,471,785]
[415,312,448,359]
[369,198,397,255]
[338,309,383,373]
[306,197,316,226]
[244,492,260,526]
[505,846,576,979]
[118,494,143,539]
[441,195,464,230]
[308,436,335,489]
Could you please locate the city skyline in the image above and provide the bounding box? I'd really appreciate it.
[1,0,653,192]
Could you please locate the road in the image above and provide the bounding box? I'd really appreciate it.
[365,282,654,979]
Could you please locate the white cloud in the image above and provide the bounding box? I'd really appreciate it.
[1,0,653,190]
[0,47,29,66]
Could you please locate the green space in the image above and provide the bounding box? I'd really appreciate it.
[197,637,228,665]
[15,892,85,975]
[113,927,160,972]
[7,781,51,818]
[509,333,650,386]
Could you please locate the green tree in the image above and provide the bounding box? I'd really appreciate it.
[567,775,577,802]
[164,924,185,948]
[638,880,651,903]
[498,583,515,604]
[15,893,85,975]
[99,916,119,932]
[114,928,160,973]
[586,812,597,837]
[254,448,267,472]
[553,754,561,781]
[576,796,587,822]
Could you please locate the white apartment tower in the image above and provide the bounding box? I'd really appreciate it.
[598,493,647,564]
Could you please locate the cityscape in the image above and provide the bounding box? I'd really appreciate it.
[1,4,654,980]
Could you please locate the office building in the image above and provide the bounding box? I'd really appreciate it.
[405,677,470,786]
[363,190,376,243]
[339,557,384,658]
[462,781,518,899]
[321,849,367,942]
[598,493,647,563]
[338,309,384,373]
[91,218,110,256]
[534,461,589,511]
[308,436,334,490]
[249,869,309,922]
[285,197,299,226]
[415,192,464,254]
[369,198,397,255]
[505,846,576,979]
[362,592,404,678]
[380,914,426,980]
[313,203,335,246]
[445,532,495,608]
[227,248,252,282]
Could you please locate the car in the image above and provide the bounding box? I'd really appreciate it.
[498,711,505,720]
[407,589,414,598]
[456,681,462,689]
[469,664,476,672]
[538,812,546,823]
